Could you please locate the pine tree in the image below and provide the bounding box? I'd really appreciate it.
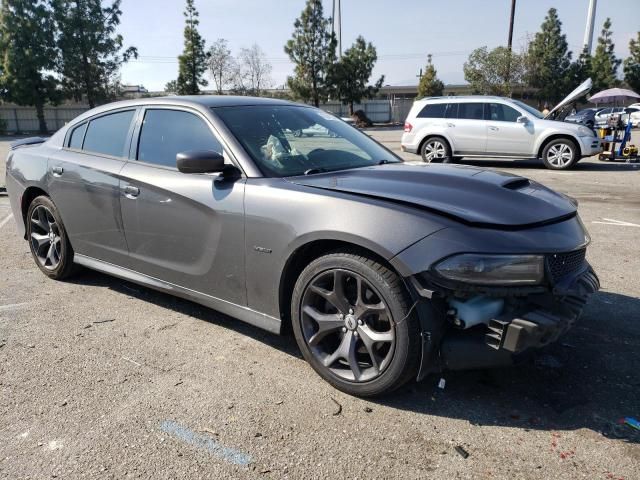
[568,47,592,88]
[330,36,384,114]
[176,0,207,95]
[0,0,60,133]
[623,32,640,92]
[590,18,621,91]
[284,0,336,107]
[526,8,572,104]
[417,54,444,98]
[52,0,137,108]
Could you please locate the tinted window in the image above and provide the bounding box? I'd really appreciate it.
[83,110,135,157]
[418,103,447,118]
[137,109,222,168]
[68,123,87,149]
[486,103,521,122]
[457,103,484,120]
[444,103,458,119]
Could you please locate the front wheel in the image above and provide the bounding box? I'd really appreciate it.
[541,139,578,170]
[420,137,451,163]
[291,251,421,397]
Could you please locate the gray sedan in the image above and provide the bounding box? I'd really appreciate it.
[5,96,599,396]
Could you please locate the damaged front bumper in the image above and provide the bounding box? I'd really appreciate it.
[411,262,600,378]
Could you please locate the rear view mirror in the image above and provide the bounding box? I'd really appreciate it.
[176,150,225,174]
[517,116,529,124]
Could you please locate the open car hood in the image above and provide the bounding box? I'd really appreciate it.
[288,164,577,228]
[545,78,592,119]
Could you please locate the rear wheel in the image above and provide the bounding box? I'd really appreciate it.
[291,251,421,397]
[420,137,451,163]
[26,196,77,280]
[541,139,578,170]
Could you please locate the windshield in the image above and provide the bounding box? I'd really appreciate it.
[213,105,399,177]
[512,100,544,119]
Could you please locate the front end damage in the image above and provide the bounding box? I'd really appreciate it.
[408,248,600,379]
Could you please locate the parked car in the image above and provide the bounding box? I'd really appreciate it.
[292,123,338,137]
[5,96,599,396]
[622,107,640,127]
[401,79,601,170]
[564,108,599,128]
[594,106,640,127]
[594,107,626,126]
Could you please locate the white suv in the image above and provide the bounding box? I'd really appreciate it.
[401,80,601,170]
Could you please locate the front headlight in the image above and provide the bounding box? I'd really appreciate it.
[434,254,544,285]
[577,126,595,137]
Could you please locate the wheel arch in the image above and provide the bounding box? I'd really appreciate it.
[417,133,453,156]
[20,186,49,239]
[278,238,402,336]
[537,134,581,159]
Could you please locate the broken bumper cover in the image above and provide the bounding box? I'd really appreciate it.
[487,267,599,353]
[415,264,600,376]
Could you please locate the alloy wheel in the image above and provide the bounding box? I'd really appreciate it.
[546,143,573,168]
[423,140,446,162]
[29,205,62,270]
[300,269,395,382]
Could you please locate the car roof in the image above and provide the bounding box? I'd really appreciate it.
[64,95,306,128]
[415,95,512,103]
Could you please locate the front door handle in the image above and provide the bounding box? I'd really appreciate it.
[489,126,499,131]
[52,166,63,176]
[123,185,140,198]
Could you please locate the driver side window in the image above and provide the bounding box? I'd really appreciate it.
[137,109,223,168]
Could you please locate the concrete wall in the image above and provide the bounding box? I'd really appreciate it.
[0,106,88,134]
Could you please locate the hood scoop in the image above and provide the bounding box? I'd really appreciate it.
[288,164,576,229]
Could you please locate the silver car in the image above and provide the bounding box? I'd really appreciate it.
[402,79,601,170]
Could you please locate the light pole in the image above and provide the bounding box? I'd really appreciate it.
[583,0,597,54]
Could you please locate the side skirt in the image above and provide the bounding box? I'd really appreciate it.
[74,254,282,334]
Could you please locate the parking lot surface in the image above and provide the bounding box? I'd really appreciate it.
[1,130,639,479]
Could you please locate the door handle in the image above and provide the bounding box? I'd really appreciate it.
[446,123,456,128]
[489,126,499,131]
[123,185,140,198]
[52,166,63,176]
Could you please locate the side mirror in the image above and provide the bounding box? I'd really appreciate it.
[176,150,225,174]
[516,115,529,124]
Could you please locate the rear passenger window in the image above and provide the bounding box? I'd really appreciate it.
[68,123,87,149]
[137,109,222,168]
[457,103,484,120]
[83,110,135,157]
[486,103,521,122]
[444,103,458,119]
[417,103,447,118]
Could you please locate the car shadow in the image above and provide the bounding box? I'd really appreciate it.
[456,158,640,172]
[70,270,640,443]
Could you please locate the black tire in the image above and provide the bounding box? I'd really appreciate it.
[420,136,451,163]
[26,195,77,280]
[291,251,421,397]
[541,138,579,170]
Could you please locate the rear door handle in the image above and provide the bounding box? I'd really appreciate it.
[446,123,456,128]
[123,185,140,198]
[52,166,63,176]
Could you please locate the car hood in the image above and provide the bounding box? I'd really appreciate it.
[288,164,576,228]
[545,78,592,119]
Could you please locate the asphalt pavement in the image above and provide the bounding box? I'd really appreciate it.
[1,130,639,479]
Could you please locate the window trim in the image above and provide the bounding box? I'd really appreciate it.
[62,107,139,161]
[129,105,243,175]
